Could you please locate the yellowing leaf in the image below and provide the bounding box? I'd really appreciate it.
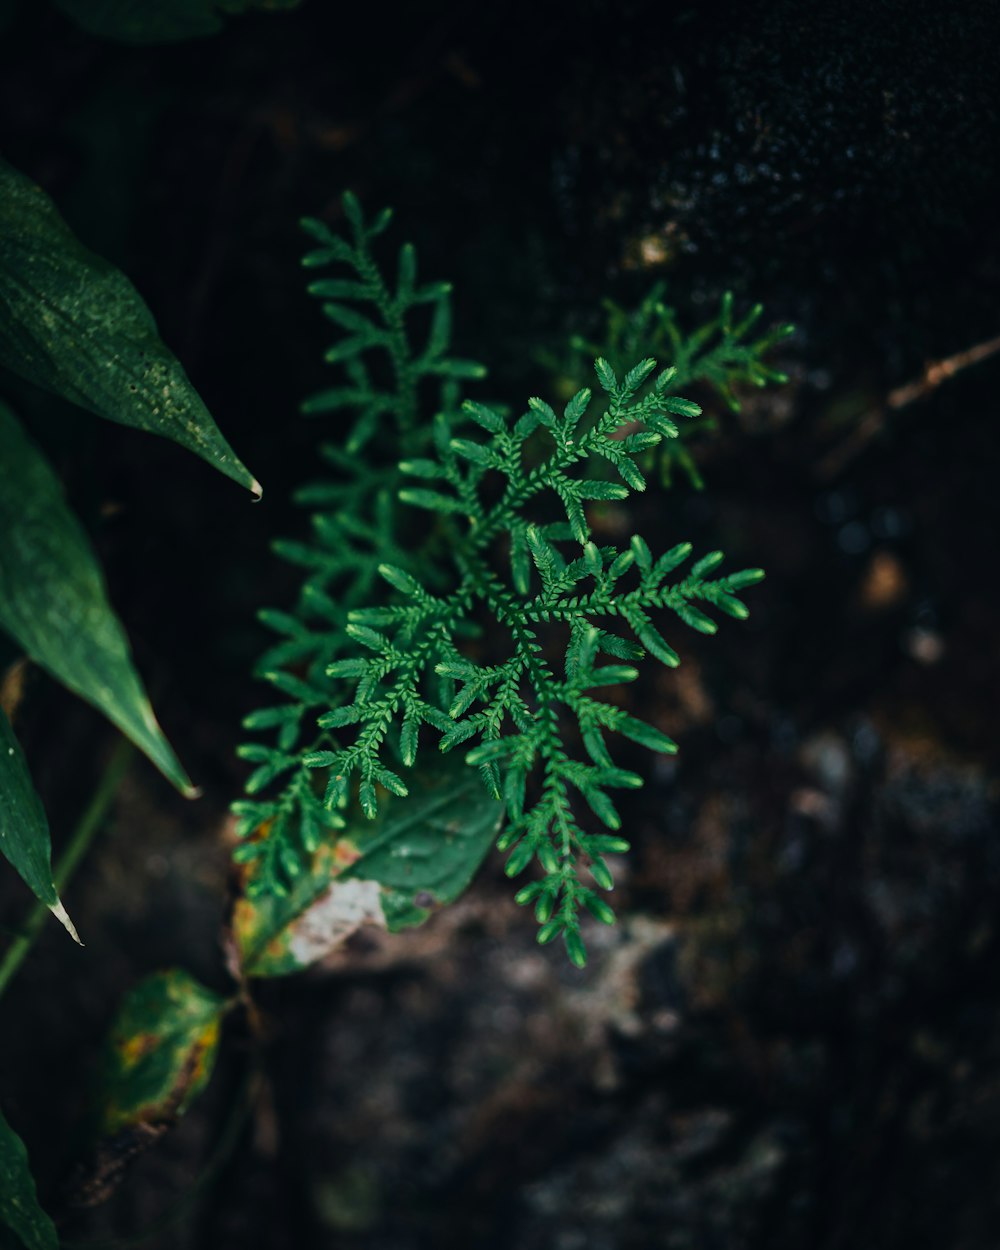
[92,970,225,1139]
[232,760,502,978]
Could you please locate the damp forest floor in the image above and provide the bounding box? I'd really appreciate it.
[2,3,1000,1248]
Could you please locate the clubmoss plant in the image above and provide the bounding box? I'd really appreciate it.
[235,194,782,965]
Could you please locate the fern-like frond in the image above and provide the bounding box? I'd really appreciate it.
[236,197,771,964]
[300,194,485,448]
[303,357,763,963]
[562,283,793,487]
[234,196,484,893]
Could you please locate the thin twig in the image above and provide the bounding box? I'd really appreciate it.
[819,332,1000,478]
[0,738,134,999]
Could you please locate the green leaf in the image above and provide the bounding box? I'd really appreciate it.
[662,396,701,418]
[594,358,617,392]
[0,706,79,941]
[563,928,588,968]
[377,563,419,595]
[619,715,678,755]
[0,159,258,494]
[0,1106,58,1250]
[91,970,225,1139]
[397,487,464,515]
[0,401,193,794]
[691,550,725,577]
[51,0,300,44]
[581,892,616,925]
[232,759,503,977]
[724,568,766,590]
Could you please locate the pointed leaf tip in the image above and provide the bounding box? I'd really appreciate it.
[0,158,257,493]
[49,898,83,945]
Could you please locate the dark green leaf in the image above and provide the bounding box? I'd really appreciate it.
[673,600,718,635]
[724,568,766,590]
[563,928,588,968]
[712,591,750,620]
[0,159,257,493]
[0,402,192,794]
[397,488,464,515]
[0,706,79,940]
[0,1107,57,1250]
[691,550,725,577]
[581,892,616,925]
[622,357,656,393]
[427,358,486,380]
[619,714,678,755]
[594,358,617,392]
[663,396,701,418]
[503,838,534,877]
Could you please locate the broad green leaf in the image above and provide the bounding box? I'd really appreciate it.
[92,970,225,1139]
[0,1106,57,1250]
[52,0,301,44]
[0,158,259,495]
[0,401,193,794]
[0,706,79,941]
[232,760,503,977]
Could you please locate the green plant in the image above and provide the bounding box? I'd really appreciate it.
[0,174,789,1241]
[546,281,793,488]
[1,8,300,1243]
[0,159,259,1250]
[234,196,777,967]
[0,156,258,939]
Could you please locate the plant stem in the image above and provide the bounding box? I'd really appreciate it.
[0,737,134,999]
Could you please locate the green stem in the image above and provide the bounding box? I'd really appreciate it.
[0,737,134,999]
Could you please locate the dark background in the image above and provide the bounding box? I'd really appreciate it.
[2,1,1000,1247]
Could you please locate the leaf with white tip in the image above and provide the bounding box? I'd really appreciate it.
[0,707,81,942]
